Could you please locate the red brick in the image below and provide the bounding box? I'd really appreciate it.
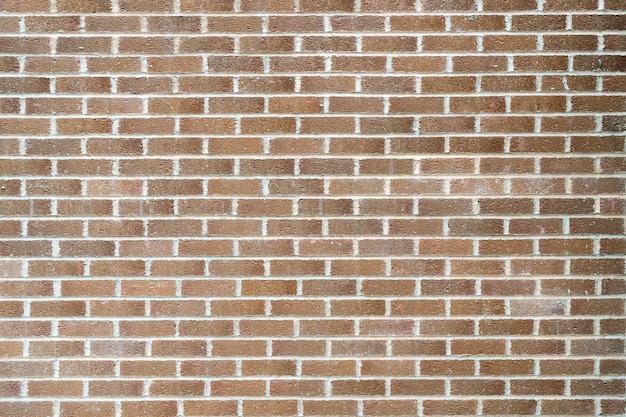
[60,402,116,417]
[121,401,177,417]
[29,340,85,357]
[423,400,477,415]
[184,401,237,416]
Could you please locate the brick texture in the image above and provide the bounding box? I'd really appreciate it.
[0,0,625,416]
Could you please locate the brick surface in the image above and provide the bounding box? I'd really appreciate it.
[0,1,624,415]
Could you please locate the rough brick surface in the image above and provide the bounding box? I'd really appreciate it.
[0,0,625,416]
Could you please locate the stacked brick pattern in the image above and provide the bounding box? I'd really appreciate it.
[1,0,625,416]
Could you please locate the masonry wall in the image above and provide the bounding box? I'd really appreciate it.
[0,0,625,416]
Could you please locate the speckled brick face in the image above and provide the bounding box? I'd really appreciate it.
[0,0,625,416]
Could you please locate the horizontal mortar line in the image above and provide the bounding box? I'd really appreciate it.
[5,195,622,199]
[6,217,625,223]
[2,134,622,139]
[2,167,624,171]
[3,111,623,115]
[5,210,621,213]
[2,72,625,78]
[2,151,624,156]
[9,353,608,357]
[4,235,623,239]
[5,215,621,221]
[10,372,623,376]
[0,213,619,216]
[8,314,626,320]
[12,259,624,264]
[3,377,626,383]
[4,176,626,182]
[0,292,626,300]
[3,155,625,160]
[5,375,626,379]
[2,10,625,15]
[0,133,618,139]
[4,356,623,361]
[1,277,611,282]
[5,51,626,56]
[5,295,621,301]
[8,30,626,36]
[4,395,626,401]
[7,172,623,177]
[5,92,625,97]
[0,278,616,285]
[11,253,626,257]
[11,310,626,316]
[2,134,619,139]
[5,213,623,219]
[6,249,623,256]
[2,112,624,117]
[2,196,623,201]
[0,159,623,164]
[2,334,625,340]
[4,358,625,364]
[4,355,623,361]
[6,290,622,296]
[5,71,626,76]
[3,176,625,181]
[2,288,622,293]
[10,271,626,277]
[6,207,622,211]
[4,92,626,98]
[4,155,625,160]
[11,272,624,278]
[5,32,626,38]
[4,353,625,359]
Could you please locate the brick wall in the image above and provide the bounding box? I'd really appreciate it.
[0,0,625,416]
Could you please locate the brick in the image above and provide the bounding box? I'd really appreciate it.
[24,16,80,33]
[121,401,178,417]
[90,380,143,397]
[301,36,356,52]
[451,379,505,395]
[180,360,235,377]
[299,0,353,11]
[300,319,354,336]
[91,301,145,317]
[300,116,355,134]
[423,400,477,415]
[240,35,294,53]
[60,402,116,417]
[542,400,595,416]
[299,360,353,377]
[393,56,447,73]
[29,380,83,397]
[57,118,112,135]
[184,401,237,416]
[151,380,204,396]
[480,359,534,375]
[119,0,174,12]
[271,300,325,317]
[152,340,207,357]
[421,319,474,335]
[483,400,537,415]
[85,16,141,32]
[180,0,232,11]
[61,280,115,297]
[242,400,298,416]
[270,16,324,32]
[58,321,113,337]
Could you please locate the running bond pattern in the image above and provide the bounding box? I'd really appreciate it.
[0,0,625,416]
